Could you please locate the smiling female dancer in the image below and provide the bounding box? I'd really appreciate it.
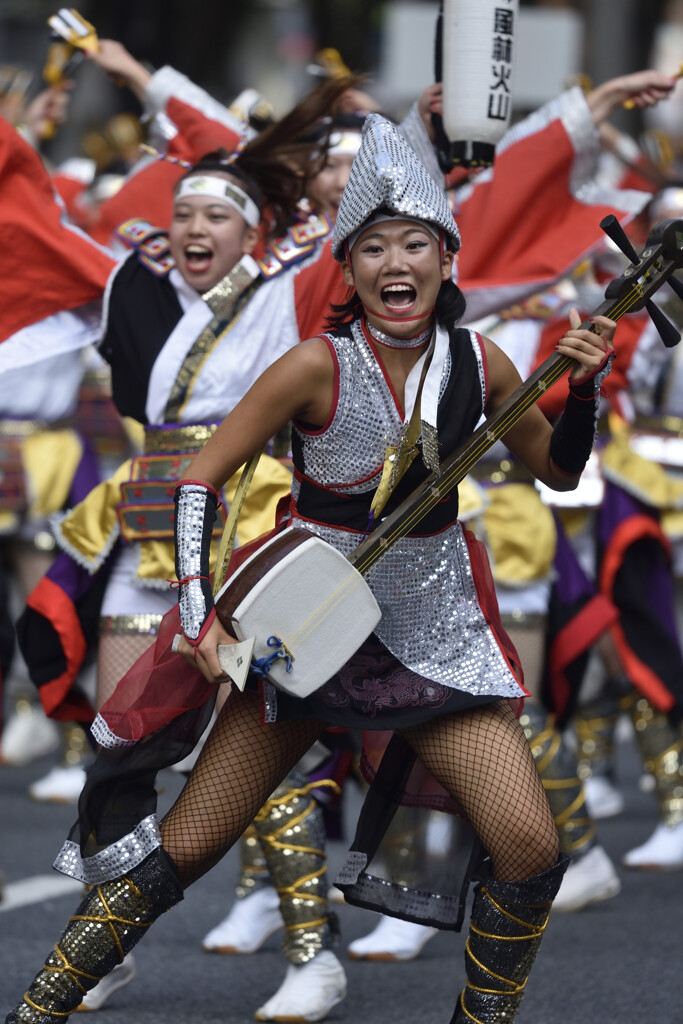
[6,113,616,1024]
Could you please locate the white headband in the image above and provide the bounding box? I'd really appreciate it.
[174,175,260,228]
[347,213,440,254]
[328,131,362,158]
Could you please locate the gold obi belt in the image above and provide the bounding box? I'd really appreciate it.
[634,413,683,438]
[115,423,226,543]
[0,417,82,536]
[55,423,293,585]
[469,457,535,487]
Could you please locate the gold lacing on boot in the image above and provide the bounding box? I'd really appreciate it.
[8,851,183,1024]
[629,695,683,826]
[521,706,595,856]
[252,776,339,964]
[235,824,270,899]
[455,857,568,1024]
[462,892,551,1022]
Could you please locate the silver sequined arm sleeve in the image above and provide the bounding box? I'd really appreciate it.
[173,481,219,642]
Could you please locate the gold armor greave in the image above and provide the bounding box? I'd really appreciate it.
[574,691,627,783]
[451,857,568,1024]
[520,703,595,857]
[628,695,683,826]
[235,824,270,899]
[251,771,338,965]
[6,849,183,1024]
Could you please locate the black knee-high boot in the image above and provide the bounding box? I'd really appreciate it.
[450,856,568,1023]
[6,849,183,1024]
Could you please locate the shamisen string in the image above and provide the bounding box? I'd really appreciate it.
[174,175,261,228]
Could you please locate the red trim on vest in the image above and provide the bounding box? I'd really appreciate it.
[360,319,408,420]
[293,335,339,437]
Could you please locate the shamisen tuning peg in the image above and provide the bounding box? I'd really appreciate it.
[47,8,98,53]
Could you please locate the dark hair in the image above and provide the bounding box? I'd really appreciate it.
[176,152,264,218]
[236,74,366,235]
[325,275,466,331]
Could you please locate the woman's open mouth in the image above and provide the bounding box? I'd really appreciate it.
[381,283,417,313]
[184,245,214,274]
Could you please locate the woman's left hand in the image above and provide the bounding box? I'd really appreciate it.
[556,307,616,380]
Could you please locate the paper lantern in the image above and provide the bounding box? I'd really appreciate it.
[438,0,519,168]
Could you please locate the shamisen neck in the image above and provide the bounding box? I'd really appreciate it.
[362,312,435,350]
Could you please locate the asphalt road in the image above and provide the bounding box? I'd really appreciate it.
[1,733,682,1024]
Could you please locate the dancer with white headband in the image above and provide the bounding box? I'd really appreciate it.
[173,174,261,228]
[15,143,351,1021]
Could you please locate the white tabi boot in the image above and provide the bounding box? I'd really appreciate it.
[254,951,347,1023]
[347,914,438,961]
[202,886,284,953]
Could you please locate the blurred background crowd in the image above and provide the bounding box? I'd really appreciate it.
[2,1,683,176]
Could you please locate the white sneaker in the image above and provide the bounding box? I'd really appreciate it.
[28,765,87,804]
[0,703,59,766]
[77,954,137,1011]
[622,820,683,870]
[347,915,438,961]
[254,951,347,1022]
[202,886,284,953]
[583,775,625,820]
[552,845,621,912]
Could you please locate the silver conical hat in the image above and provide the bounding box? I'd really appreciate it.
[331,113,460,261]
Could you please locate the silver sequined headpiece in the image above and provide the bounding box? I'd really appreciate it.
[331,113,460,261]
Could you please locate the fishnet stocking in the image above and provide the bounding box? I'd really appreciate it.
[401,701,559,882]
[96,632,158,710]
[160,691,326,887]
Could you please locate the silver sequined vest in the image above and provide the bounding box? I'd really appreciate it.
[289,320,525,700]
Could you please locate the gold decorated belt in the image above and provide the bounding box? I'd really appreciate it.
[0,416,74,438]
[116,423,225,542]
[500,611,547,630]
[99,614,164,636]
[469,457,535,485]
[634,413,683,438]
[143,422,219,454]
